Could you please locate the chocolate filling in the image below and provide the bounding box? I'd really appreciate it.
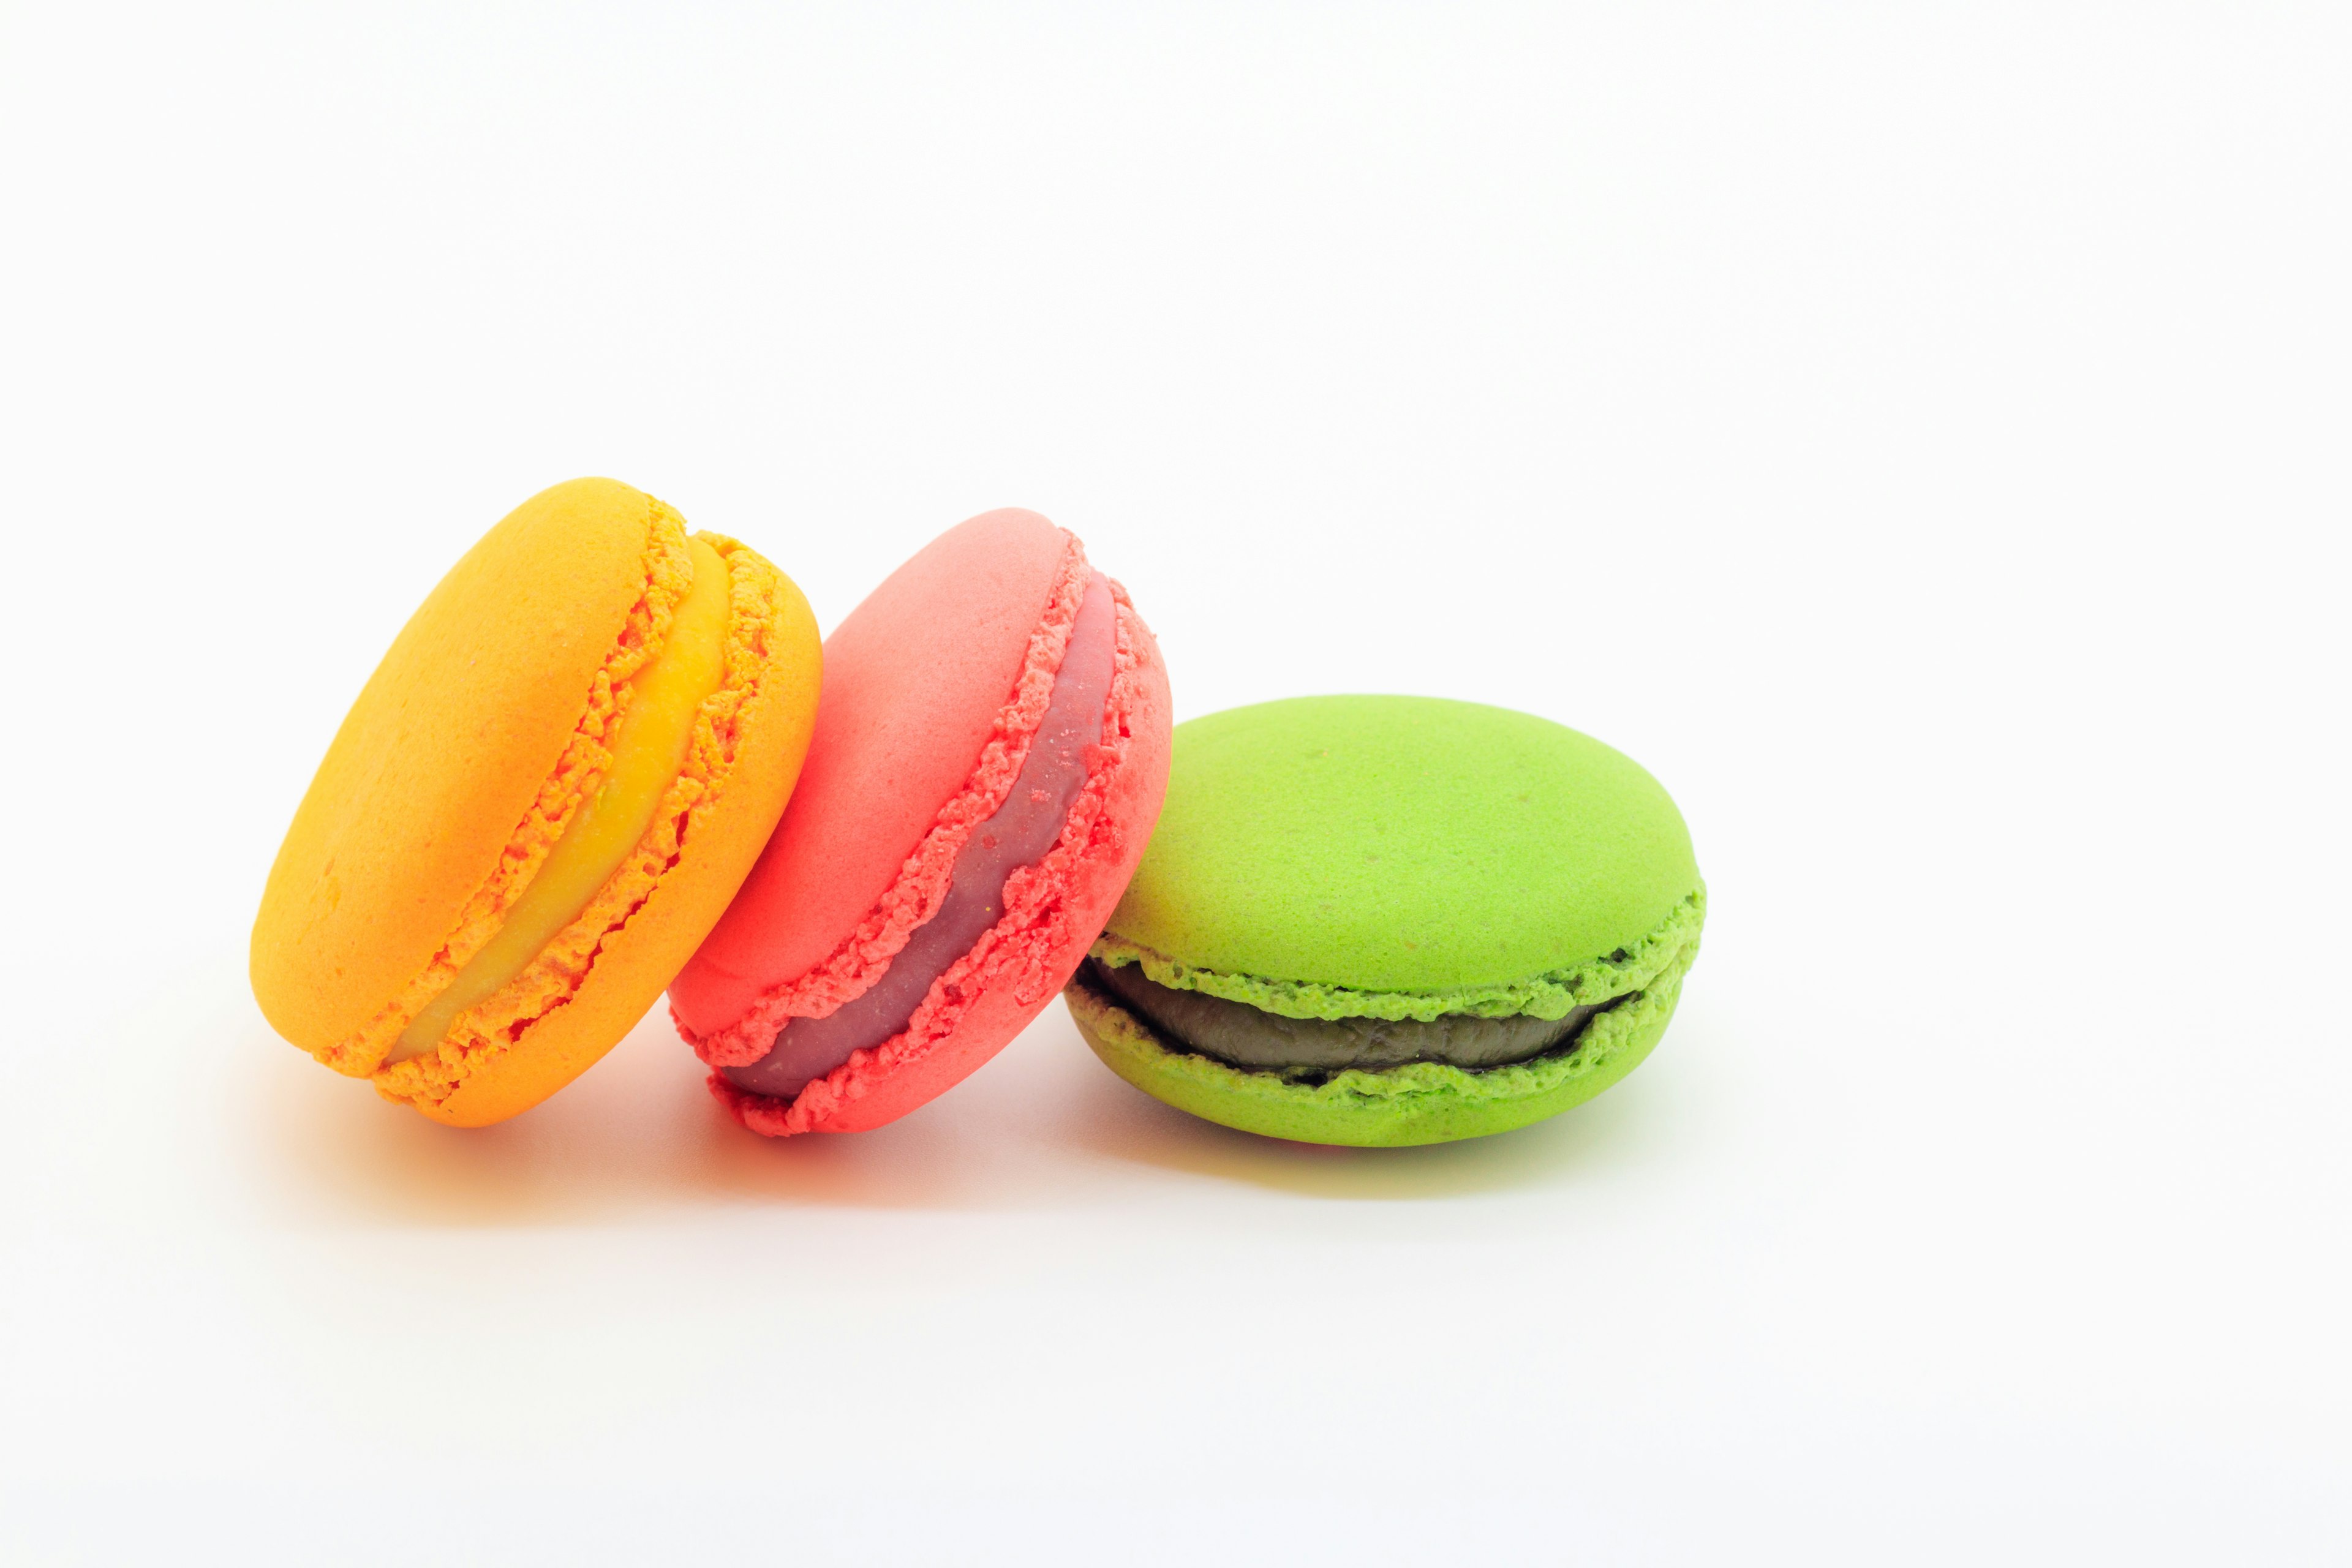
[722,573,1118,1102]
[1085,957,1626,1077]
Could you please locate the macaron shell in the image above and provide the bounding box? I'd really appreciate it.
[723,595,1174,1134]
[252,477,666,1053]
[672,509,1072,1033]
[415,537,823,1126]
[1105,696,1700,995]
[1066,922,1695,1147]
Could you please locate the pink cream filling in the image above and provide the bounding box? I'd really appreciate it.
[720,572,1118,1102]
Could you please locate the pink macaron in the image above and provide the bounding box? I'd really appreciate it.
[669,509,1174,1136]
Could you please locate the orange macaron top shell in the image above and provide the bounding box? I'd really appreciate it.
[669,508,1173,1136]
[251,478,823,1126]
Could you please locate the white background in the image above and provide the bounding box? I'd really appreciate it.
[3,4,2346,1562]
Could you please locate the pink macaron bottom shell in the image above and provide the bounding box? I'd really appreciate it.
[719,571,1117,1101]
[695,575,1172,1137]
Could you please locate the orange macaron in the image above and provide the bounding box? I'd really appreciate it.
[251,478,823,1126]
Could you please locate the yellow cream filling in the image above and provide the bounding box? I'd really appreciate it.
[386,537,732,1066]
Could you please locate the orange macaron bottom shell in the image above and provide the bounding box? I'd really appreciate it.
[671,511,1173,1137]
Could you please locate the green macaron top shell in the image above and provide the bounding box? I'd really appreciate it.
[1093,696,1702,1019]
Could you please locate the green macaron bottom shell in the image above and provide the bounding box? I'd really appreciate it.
[1067,892,1702,1147]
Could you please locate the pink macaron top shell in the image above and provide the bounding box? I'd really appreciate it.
[671,509,1077,1038]
[669,508,1174,1137]
[717,571,1117,1100]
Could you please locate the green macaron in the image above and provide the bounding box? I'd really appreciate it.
[1064,695,1703,1146]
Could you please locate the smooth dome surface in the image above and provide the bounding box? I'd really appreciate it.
[673,509,1070,1030]
[1103,696,1699,993]
[252,477,662,1050]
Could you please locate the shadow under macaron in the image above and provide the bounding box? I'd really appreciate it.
[245,997,1686,1221]
[246,1009,1077,1225]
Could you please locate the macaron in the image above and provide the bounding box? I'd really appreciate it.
[1065,695,1703,1147]
[251,478,823,1126]
[671,509,1172,1136]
